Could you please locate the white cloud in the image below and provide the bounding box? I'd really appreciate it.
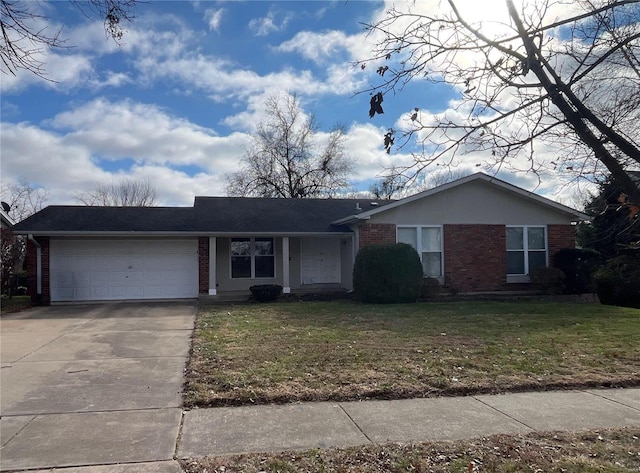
[0,51,94,93]
[249,10,292,37]
[205,8,225,32]
[276,30,365,65]
[50,99,248,173]
[1,99,253,205]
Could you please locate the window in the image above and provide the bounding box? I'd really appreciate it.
[397,226,443,278]
[506,226,547,276]
[231,238,275,278]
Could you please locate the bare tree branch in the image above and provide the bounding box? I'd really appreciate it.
[226,93,353,198]
[74,178,158,206]
[1,0,136,79]
[361,0,640,206]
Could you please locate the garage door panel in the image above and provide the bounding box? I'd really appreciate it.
[50,240,198,302]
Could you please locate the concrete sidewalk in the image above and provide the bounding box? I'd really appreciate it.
[177,388,640,458]
[1,388,638,472]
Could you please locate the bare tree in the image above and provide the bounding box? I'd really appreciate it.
[0,179,48,295]
[226,93,353,198]
[361,0,640,210]
[369,167,471,199]
[74,178,158,206]
[1,0,136,79]
[0,178,48,222]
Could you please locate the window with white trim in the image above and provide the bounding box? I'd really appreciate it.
[506,226,547,275]
[231,238,275,279]
[397,226,443,278]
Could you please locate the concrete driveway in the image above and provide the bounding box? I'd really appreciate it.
[0,301,196,472]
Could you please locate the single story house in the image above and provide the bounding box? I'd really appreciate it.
[12,173,588,304]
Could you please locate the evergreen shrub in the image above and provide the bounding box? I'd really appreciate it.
[250,284,283,302]
[553,248,601,294]
[529,267,565,295]
[594,254,640,308]
[353,243,423,303]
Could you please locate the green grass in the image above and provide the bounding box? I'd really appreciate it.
[0,295,31,314]
[181,428,640,473]
[184,300,640,407]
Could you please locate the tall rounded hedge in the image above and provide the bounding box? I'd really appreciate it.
[552,248,601,294]
[594,253,640,308]
[353,243,423,303]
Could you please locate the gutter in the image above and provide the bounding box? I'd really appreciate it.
[28,234,42,295]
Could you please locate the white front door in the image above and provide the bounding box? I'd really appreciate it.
[301,238,341,284]
[50,239,198,302]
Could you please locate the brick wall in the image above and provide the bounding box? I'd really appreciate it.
[26,236,50,305]
[548,224,576,264]
[444,225,506,292]
[358,223,396,249]
[198,237,209,294]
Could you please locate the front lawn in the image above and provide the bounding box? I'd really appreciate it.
[184,301,640,407]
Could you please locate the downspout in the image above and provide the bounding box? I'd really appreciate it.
[28,234,42,295]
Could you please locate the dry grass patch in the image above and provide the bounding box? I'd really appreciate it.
[184,301,640,407]
[181,428,640,473]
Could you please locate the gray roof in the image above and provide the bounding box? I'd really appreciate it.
[12,197,390,235]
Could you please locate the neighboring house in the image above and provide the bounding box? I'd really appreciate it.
[1,204,15,229]
[12,173,587,304]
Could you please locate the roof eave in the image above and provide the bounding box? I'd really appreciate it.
[13,230,356,237]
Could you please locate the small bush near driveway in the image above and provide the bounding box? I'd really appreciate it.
[184,300,640,407]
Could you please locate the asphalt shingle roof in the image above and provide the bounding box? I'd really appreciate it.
[12,197,391,234]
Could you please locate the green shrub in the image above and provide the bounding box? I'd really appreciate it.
[529,267,565,295]
[552,248,601,294]
[594,254,640,308]
[250,284,283,302]
[421,277,441,299]
[353,243,423,303]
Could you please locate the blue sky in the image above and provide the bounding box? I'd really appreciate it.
[1,0,583,208]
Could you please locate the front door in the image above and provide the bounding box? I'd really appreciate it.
[301,238,341,284]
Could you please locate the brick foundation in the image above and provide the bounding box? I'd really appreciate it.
[358,223,396,249]
[444,225,506,292]
[198,237,209,294]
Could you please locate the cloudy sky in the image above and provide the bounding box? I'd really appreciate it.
[1,0,587,208]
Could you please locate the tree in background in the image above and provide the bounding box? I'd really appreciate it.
[74,178,158,206]
[226,94,353,198]
[362,0,640,208]
[578,174,640,259]
[0,179,48,295]
[370,168,471,200]
[1,0,136,79]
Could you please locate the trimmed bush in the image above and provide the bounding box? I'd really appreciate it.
[552,248,601,294]
[250,284,283,302]
[594,254,640,308]
[421,277,441,299]
[353,243,423,303]
[529,267,565,295]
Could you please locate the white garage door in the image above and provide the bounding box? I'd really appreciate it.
[50,239,199,302]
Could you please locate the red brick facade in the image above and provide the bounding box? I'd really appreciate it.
[25,236,50,305]
[444,224,506,292]
[358,223,396,248]
[355,222,578,293]
[548,224,576,262]
[198,237,209,294]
